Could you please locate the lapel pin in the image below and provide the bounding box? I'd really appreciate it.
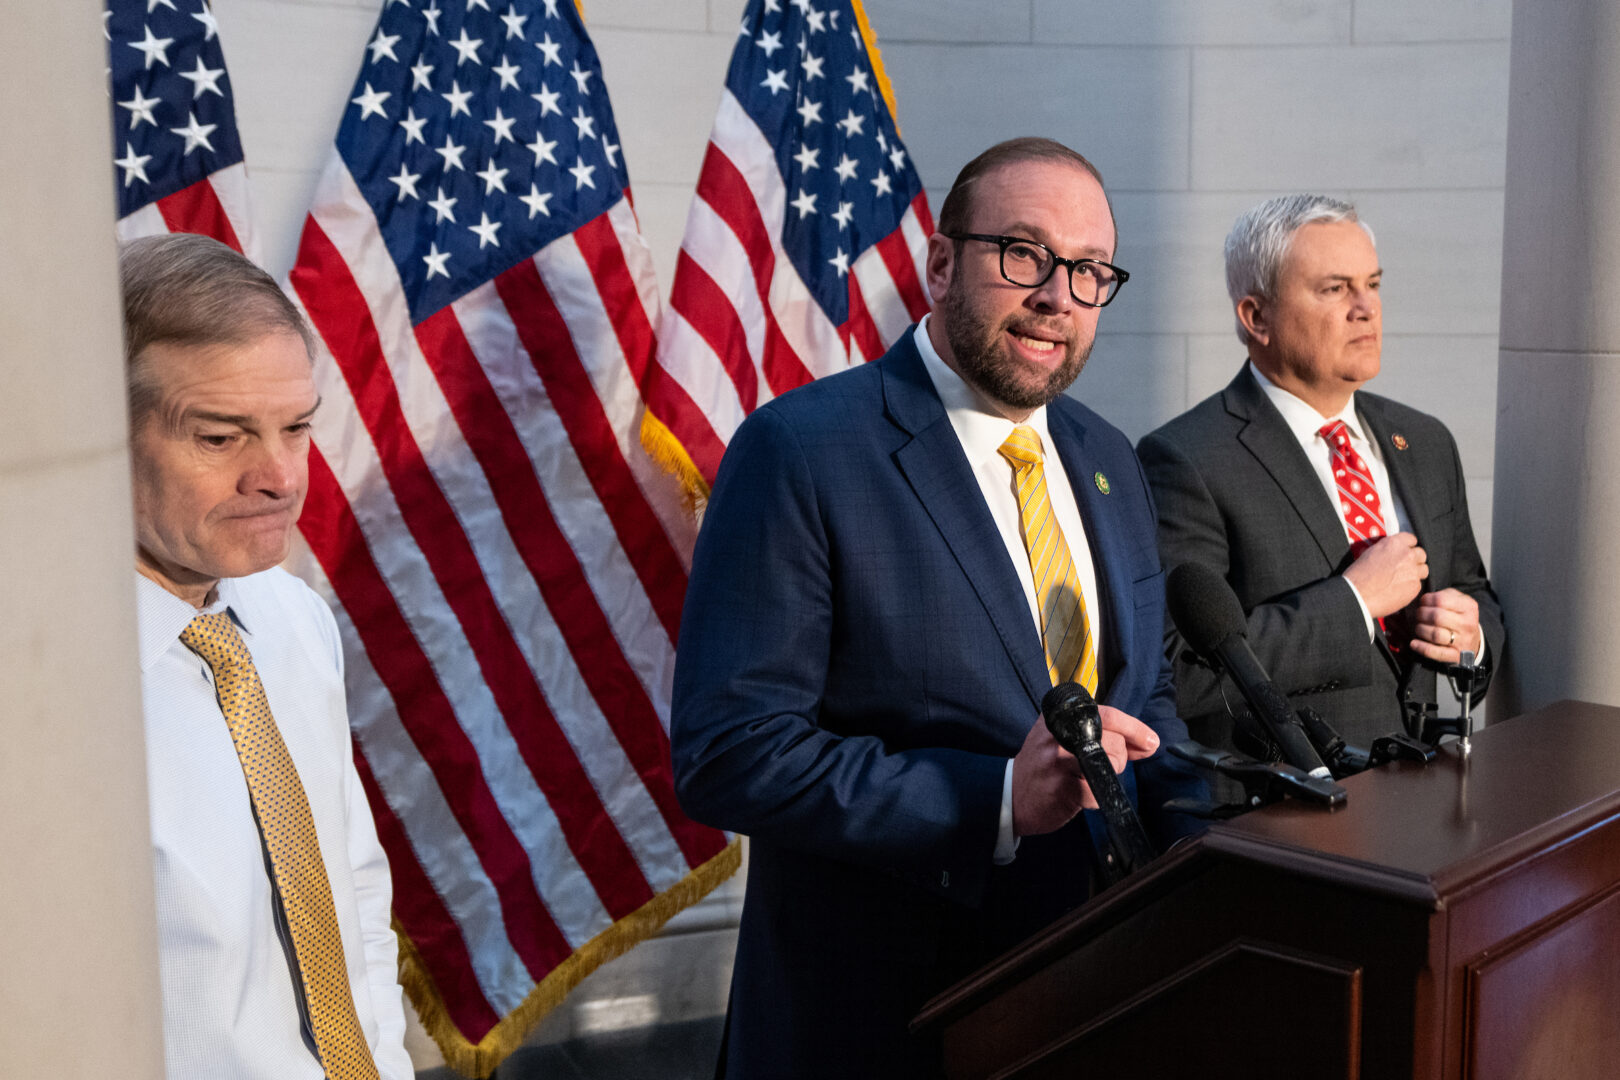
[1392,434,1408,451]
[1094,471,1111,495]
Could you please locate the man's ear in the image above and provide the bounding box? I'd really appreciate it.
[1236,295,1270,347]
[924,232,955,306]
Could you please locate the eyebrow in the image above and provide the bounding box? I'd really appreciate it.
[187,410,251,426]
[1318,269,1383,283]
[1002,222,1113,261]
[184,398,322,428]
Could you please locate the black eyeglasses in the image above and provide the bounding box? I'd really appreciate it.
[948,233,1129,308]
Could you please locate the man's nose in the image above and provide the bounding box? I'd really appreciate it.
[1351,285,1380,319]
[245,440,302,498]
[1028,265,1075,313]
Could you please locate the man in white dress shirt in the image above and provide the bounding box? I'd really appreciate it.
[122,233,411,1079]
[1138,194,1505,760]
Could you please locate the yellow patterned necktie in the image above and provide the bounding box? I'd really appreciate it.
[998,425,1099,693]
[179,611,381,1080]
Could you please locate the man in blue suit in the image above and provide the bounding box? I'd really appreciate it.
[672,138,1203,1078]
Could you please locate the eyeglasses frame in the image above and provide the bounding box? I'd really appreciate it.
[946,232,1130,308]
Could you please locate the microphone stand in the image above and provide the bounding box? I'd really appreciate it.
[1416,649,1484,752]
[1455,650,1480,759]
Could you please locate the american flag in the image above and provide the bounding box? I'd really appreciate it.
[105,0,255,256]
[641,0,934,495]
[281,1,736,1073]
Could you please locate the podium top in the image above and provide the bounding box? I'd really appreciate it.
[1208,699,1620,906]
[915,700,1620,1042]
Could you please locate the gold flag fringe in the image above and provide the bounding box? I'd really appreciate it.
[639,409,711,512]
[399,838,743,1078]
[851,0,903,137]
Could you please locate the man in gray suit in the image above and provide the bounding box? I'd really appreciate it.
[1137,194,1504,757]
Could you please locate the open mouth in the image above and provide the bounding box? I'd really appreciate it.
[1012,333,1057,353]
[1007,327,1068,361]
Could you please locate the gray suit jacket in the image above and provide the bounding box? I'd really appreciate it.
[1136,365,1505,751]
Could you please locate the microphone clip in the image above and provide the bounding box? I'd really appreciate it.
[1165,739,1347,816]
[1367,732,1437,767]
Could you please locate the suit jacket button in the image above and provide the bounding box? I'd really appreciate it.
[940,871,950,888]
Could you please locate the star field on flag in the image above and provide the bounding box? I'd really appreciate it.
[731,0,924,324]
[105,0,255,254]
[331,0,630,322]
[642,0,935,494]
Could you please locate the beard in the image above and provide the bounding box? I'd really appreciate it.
[935,281,1093,412]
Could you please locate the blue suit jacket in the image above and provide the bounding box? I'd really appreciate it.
[672,330,1202,1078]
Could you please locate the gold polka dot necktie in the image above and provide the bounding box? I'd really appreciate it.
[999,426,1099,693]
[179,612,381,1080]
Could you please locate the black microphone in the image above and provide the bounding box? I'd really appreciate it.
[1295,704,1370,776]
[1166,563,1332,780]
[1042,681,1157,880]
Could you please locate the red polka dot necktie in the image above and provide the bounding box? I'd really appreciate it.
[180,612,381,1080]
[999,425,1098,693]
[1320,420,1402,649]
[1320,419,1387,556]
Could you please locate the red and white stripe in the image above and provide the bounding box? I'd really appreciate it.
[645,89,934,488]
[285,154,729,1041]
[115,160,259,262]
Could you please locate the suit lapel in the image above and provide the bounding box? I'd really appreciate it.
[1356,396,1434,678]
[881,339,1053,710]
[1049,407,1133,702]
[1226,367,1351,568]
[1357,397,1436,555]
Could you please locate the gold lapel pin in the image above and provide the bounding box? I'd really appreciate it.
[1094,471,1111,494]
[1392,434,1409,450]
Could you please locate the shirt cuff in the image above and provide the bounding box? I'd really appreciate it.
[993,759,1019,865]
[1343,576,1376,641]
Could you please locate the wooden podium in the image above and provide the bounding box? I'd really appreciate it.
[914,701,1620,1079]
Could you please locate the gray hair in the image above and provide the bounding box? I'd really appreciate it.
[119,233,314,426]
[1223,194,1375,345]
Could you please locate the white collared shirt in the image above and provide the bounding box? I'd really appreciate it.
[137,569,412,1080]
[915,318,1103,862]
[1248,361,1410,639]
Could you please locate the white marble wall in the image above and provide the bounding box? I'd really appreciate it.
[0,4,165,1075]
[1490,0,1620,714]
[217,0,1511,560]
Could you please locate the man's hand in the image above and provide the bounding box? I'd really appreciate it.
[1407,587,1482,664]
[1342,532,1429,618]
[1011,705,1159,837]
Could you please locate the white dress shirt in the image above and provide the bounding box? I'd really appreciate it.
[138,569,412,1080]
[1248,362,1410,640]
[915,319,1103,863]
